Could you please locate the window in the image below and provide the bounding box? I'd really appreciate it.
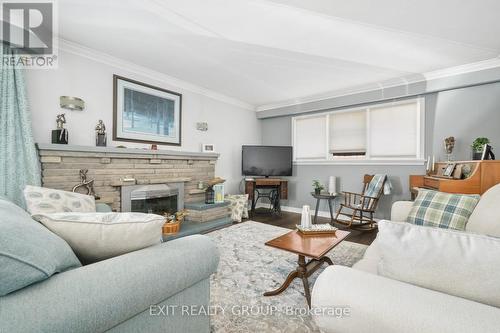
[369,102,419,158]
[292,98,424,164]
[329,110,366,156]
[293,115,327,159]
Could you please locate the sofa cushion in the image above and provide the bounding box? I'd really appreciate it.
[0,197,81,296]
[352,237,380,274]
[466,184,500,237]
[406,189,479,230]
[377,220,500,307]
[24,185,96,215]
[33,212,165,264]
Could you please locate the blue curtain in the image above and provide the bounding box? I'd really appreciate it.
[0,43,41,207]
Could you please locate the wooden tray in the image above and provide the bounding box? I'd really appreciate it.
[296,224,338,235]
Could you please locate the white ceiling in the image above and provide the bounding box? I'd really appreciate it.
[58,0,500,109]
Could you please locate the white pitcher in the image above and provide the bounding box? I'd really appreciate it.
[301,205,312,228]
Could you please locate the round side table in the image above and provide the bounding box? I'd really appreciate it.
[310,192,337,224]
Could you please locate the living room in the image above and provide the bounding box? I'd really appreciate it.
[1,1,500,332]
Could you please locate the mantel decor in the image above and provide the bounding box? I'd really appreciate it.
[113,75,182,146]
[52,114,68,144]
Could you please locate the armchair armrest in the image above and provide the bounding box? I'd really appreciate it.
[312,266,500,333]
[0,235,219,333]
[391,201,414,222]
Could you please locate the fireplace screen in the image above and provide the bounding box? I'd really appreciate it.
[129,184,178,215]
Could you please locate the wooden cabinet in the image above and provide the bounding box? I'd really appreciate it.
[410,160,500,197]
[245,178,288,201]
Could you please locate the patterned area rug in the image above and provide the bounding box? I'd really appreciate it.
[207,221,368,333]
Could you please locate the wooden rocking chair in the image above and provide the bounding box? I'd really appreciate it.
[333,174,386,231]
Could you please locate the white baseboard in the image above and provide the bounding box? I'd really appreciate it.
[254,203,381,222]
[255,203,333,218]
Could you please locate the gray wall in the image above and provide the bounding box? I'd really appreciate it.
[429,82,500,161]
[261,82,500,219]
[26,49,262,195]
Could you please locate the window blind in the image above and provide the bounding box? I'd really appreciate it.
[294,115,327,159]
[369,102,418,157]
[329,111,366,155]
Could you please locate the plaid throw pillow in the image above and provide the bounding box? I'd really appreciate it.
[406,189,480,231]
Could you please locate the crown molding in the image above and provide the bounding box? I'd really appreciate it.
[256,57,500,112]
[58,39,255,111]
[423,57,500,81]
[255,77,423,112]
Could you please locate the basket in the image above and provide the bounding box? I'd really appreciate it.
[162,220,181,235]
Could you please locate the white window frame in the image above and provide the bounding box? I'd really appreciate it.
[291,98,425,166]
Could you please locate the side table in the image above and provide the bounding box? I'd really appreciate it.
[310,192,337,224]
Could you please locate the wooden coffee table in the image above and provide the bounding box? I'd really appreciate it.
[264,229,351,307]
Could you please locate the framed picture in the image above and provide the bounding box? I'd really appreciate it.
[443,163,456,177]
[202,143,216,153]
[113,75,182,146]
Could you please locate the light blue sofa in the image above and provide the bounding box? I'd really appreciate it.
[0,198,220,333]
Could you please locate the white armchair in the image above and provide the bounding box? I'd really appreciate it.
[312,184,500,333]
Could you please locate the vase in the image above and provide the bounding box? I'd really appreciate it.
[472,150,483,160]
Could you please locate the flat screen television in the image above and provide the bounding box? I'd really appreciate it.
[242,145,293,177]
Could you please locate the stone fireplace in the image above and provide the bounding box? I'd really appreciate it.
[37,144,218,212]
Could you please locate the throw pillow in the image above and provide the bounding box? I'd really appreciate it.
[377,220,500,308]
[406,189,479,230]
[0,197,81,296]
[226,194,249,222]
[33,212,165,264]
[24,185,96,215]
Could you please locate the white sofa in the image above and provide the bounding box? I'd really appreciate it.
[312,184,500,333]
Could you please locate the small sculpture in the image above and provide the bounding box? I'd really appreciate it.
[444,137,455,161]
[52,114,68,144]
[72,169,99,199]
[95,120,107,147]
[95,120,106,135]
[56,114,66,129]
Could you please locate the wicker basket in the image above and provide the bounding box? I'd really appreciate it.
[162,220,181,235]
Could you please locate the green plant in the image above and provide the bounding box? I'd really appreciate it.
[312,180,324,191]
[472,137,490,152]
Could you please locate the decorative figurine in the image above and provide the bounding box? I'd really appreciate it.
[95,120,107,147]
[444,136,455,161]
[72,169,99,199]
[52,113,68,144]
[56,113,66,128]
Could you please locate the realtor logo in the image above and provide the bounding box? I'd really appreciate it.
[1,0,58,68]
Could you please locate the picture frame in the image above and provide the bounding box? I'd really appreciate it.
[202,143,216,153]
[113,75,182,146]
[443,163,456,177]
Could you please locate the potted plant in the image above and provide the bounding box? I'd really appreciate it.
[312,180,324,195]
[472,137,490,160]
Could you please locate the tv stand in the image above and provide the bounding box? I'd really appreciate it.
[245,178,288,216]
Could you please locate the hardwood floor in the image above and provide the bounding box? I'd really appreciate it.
[247,208,377,246]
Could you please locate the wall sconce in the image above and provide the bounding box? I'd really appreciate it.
[60,96,85,111]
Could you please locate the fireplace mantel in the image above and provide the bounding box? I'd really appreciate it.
[36,143,219,160]
[37,143,217,211]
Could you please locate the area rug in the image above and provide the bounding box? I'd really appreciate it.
[207,221,368,333]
